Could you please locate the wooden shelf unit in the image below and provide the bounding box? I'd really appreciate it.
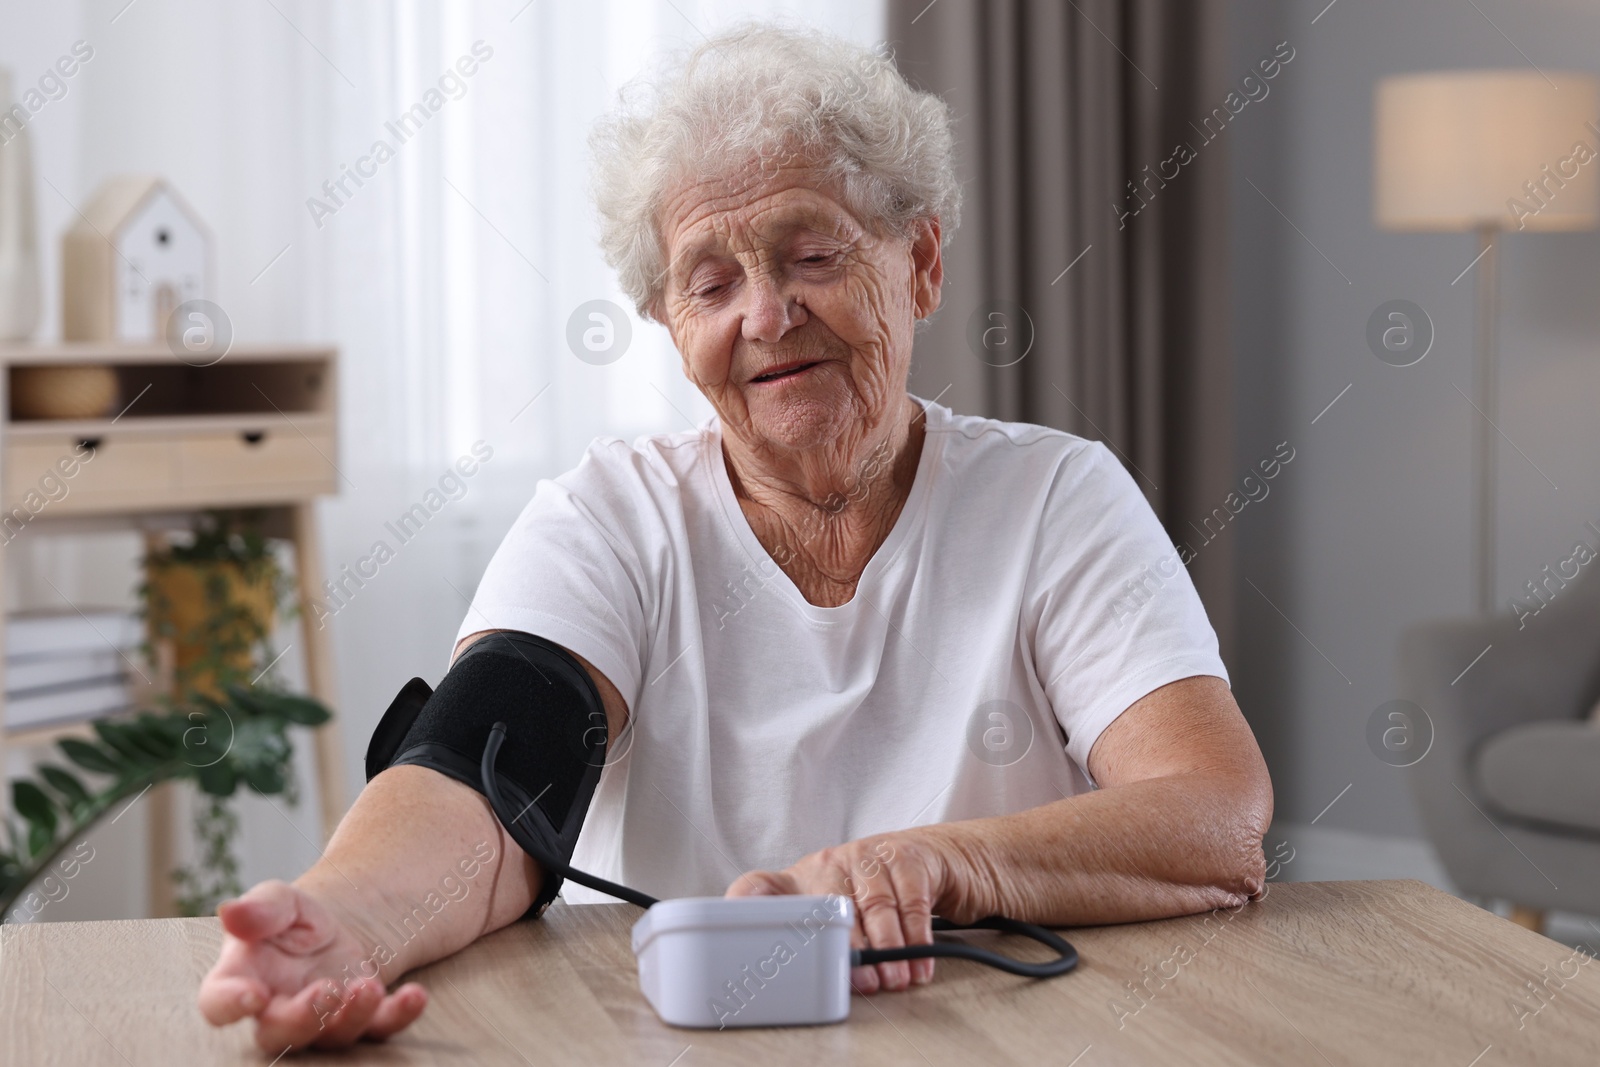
[0,341,346,917]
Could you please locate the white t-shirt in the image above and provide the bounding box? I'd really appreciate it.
[456,395,1228,903]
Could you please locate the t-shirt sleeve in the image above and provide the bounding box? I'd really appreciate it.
[453,441,653,709]
[1027,442,1229,782]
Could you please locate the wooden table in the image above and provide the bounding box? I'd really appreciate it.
[3,880,1597,1065]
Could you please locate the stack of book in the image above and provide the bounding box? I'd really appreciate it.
[5,610,142,733]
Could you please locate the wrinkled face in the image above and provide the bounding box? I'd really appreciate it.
[654,158,940,458]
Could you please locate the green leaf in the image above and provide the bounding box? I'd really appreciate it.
[241,761,285,795]
[13,781,57,840]
[219,684,264,716]
[59,738,123,775]
[0,852,21,895]
[195,761,238,797]
[179,711,233,767]
[139,714,191,758]
[228,686,330,727]
[139,710,188,739]
[27,822,51,858]
[37,765,92,811]
[122,720,179,762]
[93,720,158,766]
[270,693,331,726]
[232,718,288,767]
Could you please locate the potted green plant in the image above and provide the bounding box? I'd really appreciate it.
[141,508,289,699]
[0,509,329,921]
[0,683,329,921]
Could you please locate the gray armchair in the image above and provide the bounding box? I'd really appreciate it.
[1399,562,1600,929]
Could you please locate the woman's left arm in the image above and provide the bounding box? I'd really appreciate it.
[727,675,1274,993]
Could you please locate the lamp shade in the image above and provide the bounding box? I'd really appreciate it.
[1375,70,1600,232]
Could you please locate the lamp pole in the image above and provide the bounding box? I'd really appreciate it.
[1473,222,1499,615]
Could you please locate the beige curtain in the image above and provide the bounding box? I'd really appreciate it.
[888,0,1236,662]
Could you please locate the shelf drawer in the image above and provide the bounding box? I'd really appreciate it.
[4,437,175,512]
[175,428,336,492]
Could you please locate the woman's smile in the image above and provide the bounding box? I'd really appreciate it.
[749,359,822,384]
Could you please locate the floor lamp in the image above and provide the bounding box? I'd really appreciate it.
[1375,71,1600,614]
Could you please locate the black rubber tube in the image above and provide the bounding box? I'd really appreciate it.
[484,722,1078,980]
[481,721,659,910]
[854,916,1079,978]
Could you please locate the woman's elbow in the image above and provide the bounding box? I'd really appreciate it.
[1203,764,1276,906]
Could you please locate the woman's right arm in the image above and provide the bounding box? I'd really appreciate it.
[197,637,629,1052]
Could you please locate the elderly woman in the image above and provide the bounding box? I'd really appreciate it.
[200,24,1271,1050]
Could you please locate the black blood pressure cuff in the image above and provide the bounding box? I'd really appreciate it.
[364,631,607,918]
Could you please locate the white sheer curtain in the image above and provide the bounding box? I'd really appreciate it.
[11,0,880,908]
[0,0,883,915]
[34,0,885,893]
[296,1,887,810]
[300,0,885,473]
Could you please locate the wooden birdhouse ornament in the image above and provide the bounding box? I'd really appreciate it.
[62,174,211,342]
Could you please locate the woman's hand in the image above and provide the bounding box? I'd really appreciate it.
[197,879,428,1052]
[726,829,994,995]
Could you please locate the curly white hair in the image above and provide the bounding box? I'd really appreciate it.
[588,22,962,321]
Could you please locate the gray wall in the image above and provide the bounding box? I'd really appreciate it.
[1229,0,1600,836]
